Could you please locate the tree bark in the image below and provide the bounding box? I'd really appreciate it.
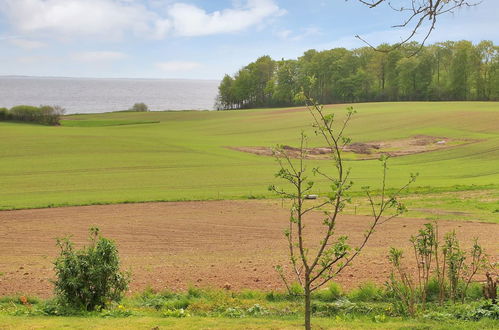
[304,277,312,330]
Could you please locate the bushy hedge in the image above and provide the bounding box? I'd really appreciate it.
[129,103,149,112]
[53,227,130,311]
[0,105,65,125]
[0,108,9,120]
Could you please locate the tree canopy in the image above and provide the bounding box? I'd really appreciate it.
[216,40,499,110]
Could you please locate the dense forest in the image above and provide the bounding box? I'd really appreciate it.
[216,41,499,109]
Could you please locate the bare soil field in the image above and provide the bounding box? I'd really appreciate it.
[228,135,477,160]
[0,200,497,298]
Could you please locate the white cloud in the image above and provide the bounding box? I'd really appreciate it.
[168,0,285,37]
[156,61,202,72]
[72,51,127,62]
[0,0,158,39]
[276,27,321,41]
[0,0,284,39]
[9,38,47,49]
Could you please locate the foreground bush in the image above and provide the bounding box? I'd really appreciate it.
[53,227,130,311]
[1,105,65,125]
[387,222,496,316]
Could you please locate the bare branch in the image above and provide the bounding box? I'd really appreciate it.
[354,0,481,55]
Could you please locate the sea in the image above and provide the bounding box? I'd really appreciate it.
[0,76,220,114]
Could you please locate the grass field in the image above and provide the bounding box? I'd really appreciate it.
[0,102,498,221]
[1,314,497,329]
[1,286,497,330]
[1,101,498,328]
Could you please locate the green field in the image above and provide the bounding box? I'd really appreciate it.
[1,286,497,329]
[1,102,498,221]
[1,315,496,329]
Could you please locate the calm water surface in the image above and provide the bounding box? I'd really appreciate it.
[0,76,220,114]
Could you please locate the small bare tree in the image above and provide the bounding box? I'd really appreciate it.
[270,93,417,329]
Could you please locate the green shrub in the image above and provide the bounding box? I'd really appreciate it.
[289,282,304,297]
[265,289,301,302]
[130,103,149,112]
[312,298,356,316]
[53,227,130,311]
[315,282,343,302]
[348,282,385,302]
[187,286,203,298]
[237,289,265,300]
[39,105,65,125]
[453,300,499,321]
[163,297,191,310]
[426,277,442,302]
[163,308,190,318]
[466,282,485,301]
[246,303,268,316]
[0,107,9,120]
[222,307,245,318]
[135,288,178,310]
[0,295,40,305]
[9,105,41,122]
[38,299,82,316]
[312,299,393,317]
[100,305,133,318]
[8,105,64,125]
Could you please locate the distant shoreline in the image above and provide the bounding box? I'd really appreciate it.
[0,76,220,114]
[0,75,220,82]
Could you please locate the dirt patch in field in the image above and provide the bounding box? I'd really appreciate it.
[228,135,477,160]
[0,200,497,298]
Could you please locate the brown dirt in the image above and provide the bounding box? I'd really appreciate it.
[228,135,477,160]
[0,200,497,297]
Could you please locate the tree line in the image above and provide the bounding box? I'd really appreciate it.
[216,40,499,109]
[0,105,65,125]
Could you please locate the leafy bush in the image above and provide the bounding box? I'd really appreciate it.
[135,287,178,310]
[426,276,442,302]
[163,308,190,318]
[348,282,385,302]
[315,282,343,302]
[39,105,65,125]
[222,307,245,318]
[465,282,486,301]
[467,301,499,320]
[237,289,265,300]
[53,227,130,311]
[451,300,499,321]
[312,298,356,316]
[0,295,39,305]
[265,290,301,302]
[0,107,9,120]
[100,305,133,318]
[187,286,203,298]
[38,299,82,316]
[288,282,304,297]
[7,105,65,125]
[313,298,393,317]
[247,304,268,316]
[9,105,41,122]
[130,103,149,112]
[163,297,191,310]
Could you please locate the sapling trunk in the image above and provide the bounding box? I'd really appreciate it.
[270,93,416,328]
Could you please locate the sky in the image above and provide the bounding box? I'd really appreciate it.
[0,0,498,80]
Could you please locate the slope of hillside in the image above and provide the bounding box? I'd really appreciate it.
[0,102,498,214]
